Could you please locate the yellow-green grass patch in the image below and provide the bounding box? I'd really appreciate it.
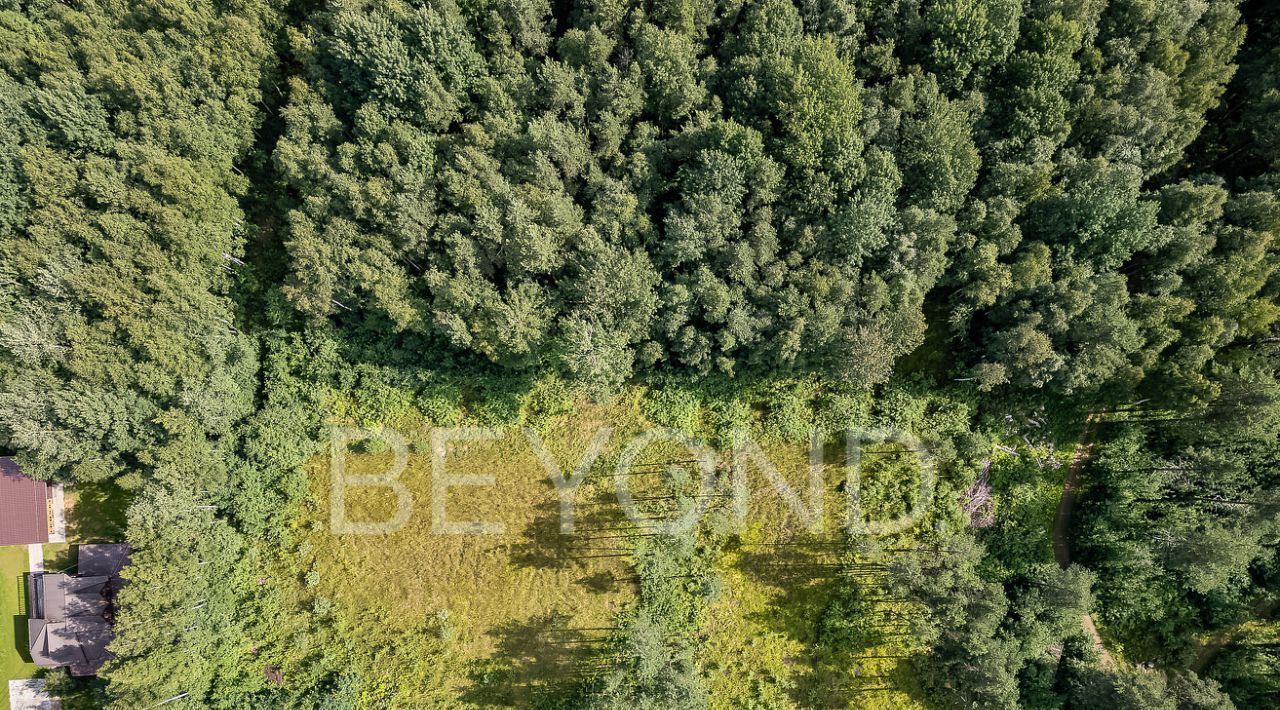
[292,401,701,704]
[290,395,946,706]
[700,440,928,709]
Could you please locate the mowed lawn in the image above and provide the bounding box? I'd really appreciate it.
[1,544,36,709]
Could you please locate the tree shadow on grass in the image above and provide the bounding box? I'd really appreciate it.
[13,571,32,662]
[509,499,579,570]
[460,610,614,707]
[725,439,936,707]
[734,536,917,708]
[66,480,130,543]
[42,544,75,575]
[508,488,633,577]
[739,543,837,629]
[575,570,619,594]
[13,615,31,662]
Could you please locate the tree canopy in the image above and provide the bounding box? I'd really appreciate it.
[0,0,1277,707]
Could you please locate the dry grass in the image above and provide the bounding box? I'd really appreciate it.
[295,400,715,704]
[293,396,937,706]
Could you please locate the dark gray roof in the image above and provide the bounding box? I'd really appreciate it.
[78,544,131,577]
[28,544,131,676]
[28,616,114,676]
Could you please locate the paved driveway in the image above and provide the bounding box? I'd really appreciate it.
[8,680,60,710]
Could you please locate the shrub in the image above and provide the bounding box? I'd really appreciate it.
[415,377,464,427]
[641,382,703,434]
[921,394,974,436]
[349,366,414,426]
[705,395,752,447]
[815,386,873,437]
[873,382,927,433]
[468,376,529,426]
[761,381,815,442]
[524,374,577,425]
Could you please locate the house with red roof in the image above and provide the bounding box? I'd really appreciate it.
[0,456,62,547]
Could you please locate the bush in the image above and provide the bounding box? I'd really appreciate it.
[349,366,414,427]
[705,395,752,447]
[761,381,815,442]
[816,589,883,650]
[857,453,920,523]
[415,377,464,427]
[873,382,928,433]
[921,394,974,436]
[468,377,529,427]
[642,382,703,434]
[350,437,389,454]
[524,374,577,425]
[815,386,873,437]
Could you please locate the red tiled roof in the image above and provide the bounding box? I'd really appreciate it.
[0,457,50,546]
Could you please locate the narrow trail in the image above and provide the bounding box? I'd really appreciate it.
[1190,598,1279,673]
[1052,414,1114,668]
[1054,414,1275,676]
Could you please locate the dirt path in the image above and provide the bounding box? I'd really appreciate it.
[1190,598,1279,673]
[1052,415,1114,667]
[1053,415,1274,675]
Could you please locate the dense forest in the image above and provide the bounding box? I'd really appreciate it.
[0,0,1277,707]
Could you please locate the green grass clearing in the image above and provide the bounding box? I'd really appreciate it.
[279,386,978,706]
[1,544,37,709]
